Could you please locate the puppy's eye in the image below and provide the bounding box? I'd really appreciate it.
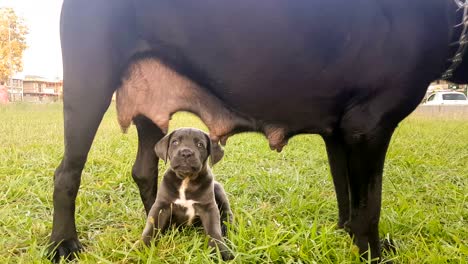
[197,142,204,148]
[172,140,179,146]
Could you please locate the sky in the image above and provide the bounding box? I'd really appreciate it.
[0,0,63,80]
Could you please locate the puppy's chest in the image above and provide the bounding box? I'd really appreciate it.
[173,178,198,224]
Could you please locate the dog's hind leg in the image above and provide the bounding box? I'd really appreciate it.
[199,204,234,260]
[339,102,398,263]
[132,115,165,214]
[323,135,350,229]
[214,182,233,236]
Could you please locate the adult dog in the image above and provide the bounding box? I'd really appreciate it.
[50,0,468,262]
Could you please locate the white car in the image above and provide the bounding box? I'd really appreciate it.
[423,91,468,105]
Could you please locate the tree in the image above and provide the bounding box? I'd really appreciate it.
[0,7,28,83]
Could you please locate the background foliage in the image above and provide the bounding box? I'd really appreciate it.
[0,7,28,83]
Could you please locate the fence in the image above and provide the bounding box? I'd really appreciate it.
[411,105,468,119]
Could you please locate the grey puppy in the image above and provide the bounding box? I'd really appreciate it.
[141,128,234,260]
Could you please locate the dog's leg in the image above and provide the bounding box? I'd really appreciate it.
[214,182,233,236]
[132,115,165,214]
[323,135,350,229]
[49,1,133,260]
[141,204,171,245]
[48,54,115,262]
[199,205,234,260]
[341,118,396,263]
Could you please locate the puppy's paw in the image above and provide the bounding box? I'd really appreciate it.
[221,250,235,261]
[141,235,153,247]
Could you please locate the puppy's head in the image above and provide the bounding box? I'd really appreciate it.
[154,128,224,178]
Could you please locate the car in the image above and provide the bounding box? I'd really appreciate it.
[423,91,468,105]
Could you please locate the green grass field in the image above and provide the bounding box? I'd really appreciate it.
[0,103,467,263]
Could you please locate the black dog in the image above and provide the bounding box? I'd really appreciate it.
[141,128,234,260]
[52,1,468,262]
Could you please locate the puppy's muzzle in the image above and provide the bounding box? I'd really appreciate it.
[178,148,195,159]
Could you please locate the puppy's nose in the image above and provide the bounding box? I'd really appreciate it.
[179,148,194,158]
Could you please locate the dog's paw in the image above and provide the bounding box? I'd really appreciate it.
[142,236,151,246]
[221,250,234,261]
[47,239,82,263]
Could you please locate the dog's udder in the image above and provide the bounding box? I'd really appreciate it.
[116,58,254,139]
[264,125,289,152]
[116,58,291,151]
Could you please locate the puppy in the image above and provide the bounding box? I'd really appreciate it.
[141,128,234,260]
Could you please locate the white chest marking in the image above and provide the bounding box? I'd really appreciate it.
[174,178,197,224]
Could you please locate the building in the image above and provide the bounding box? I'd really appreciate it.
[5,77,24,102]
[0,84,8,104]
[22,75,63,103]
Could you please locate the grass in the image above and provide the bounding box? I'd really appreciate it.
[0,103,467,263]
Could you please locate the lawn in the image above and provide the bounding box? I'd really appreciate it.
[0,103,467,263]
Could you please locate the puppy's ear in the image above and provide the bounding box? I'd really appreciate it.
[154,132,173,163]
[208,140,224,166]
